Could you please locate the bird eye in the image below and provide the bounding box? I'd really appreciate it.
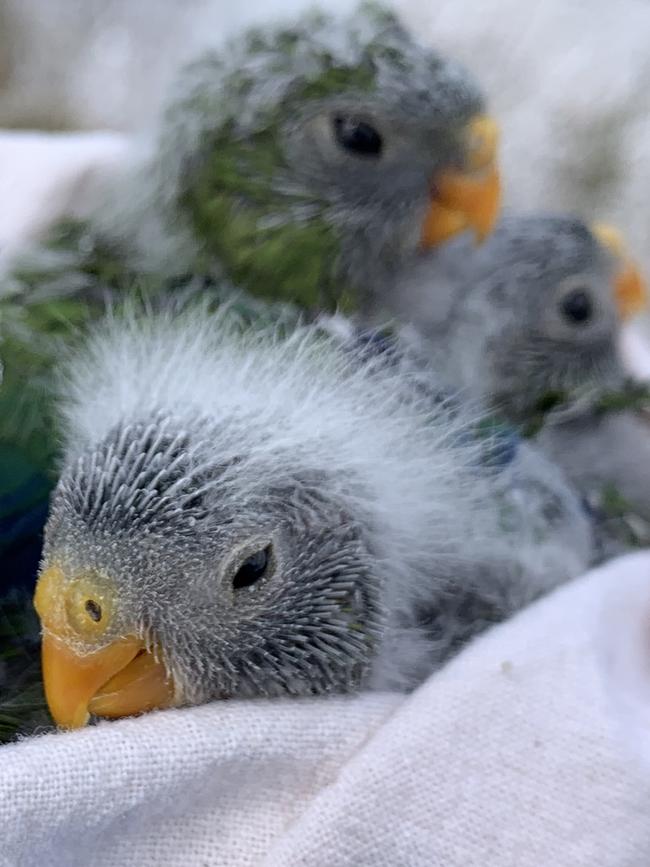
[232,544,273,591]
[332,114,383,158]
[560,288,594,324]
[84,599,102,622]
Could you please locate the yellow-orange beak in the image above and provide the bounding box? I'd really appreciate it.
[592,222,648,320]
[421,115,502,249]
[34,566,175,729]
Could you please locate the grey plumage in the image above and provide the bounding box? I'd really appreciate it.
[35,306,592,724]
[388,213,650,551]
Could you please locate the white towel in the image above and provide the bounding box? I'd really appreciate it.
[0,130,128,274]
[2,552,650,867]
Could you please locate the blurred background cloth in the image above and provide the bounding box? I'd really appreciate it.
[0,130,128,271]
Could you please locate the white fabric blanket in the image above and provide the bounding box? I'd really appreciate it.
[0,130,128,273]
[2,552,650,867]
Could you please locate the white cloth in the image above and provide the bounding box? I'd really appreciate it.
[0,130,129,273]
[2,552,650,867]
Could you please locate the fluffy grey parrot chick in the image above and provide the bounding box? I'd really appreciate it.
[389,214,650,549]
[33,308,592,729]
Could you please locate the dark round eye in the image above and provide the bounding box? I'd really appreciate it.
[333,115,383,157]
[560,289,594,324]
[85,599,102,622]
[232,544,273,590]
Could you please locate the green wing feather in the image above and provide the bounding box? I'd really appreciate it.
[0,221,107,475]
[0,594,52,744]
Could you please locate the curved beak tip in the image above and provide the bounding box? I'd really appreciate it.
[420,115,501,250]
[34,566,175,729]
[40,631,174,729]
[420,165,501,250]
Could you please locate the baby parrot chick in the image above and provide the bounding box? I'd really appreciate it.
[389,213,650,551]
[33,306,591,729]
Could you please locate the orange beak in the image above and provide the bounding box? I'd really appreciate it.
[421,115,502,249]
[34,565,175,729]
[592,223,648,320]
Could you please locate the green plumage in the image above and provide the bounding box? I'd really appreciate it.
[161,34,390,309]
[183,157,347,310]
[520,382,650,439]
[1,293,89,465]
[0,220,121,504]
[0,595,51,743]
[176,62,378,310]
[0,264,98,608]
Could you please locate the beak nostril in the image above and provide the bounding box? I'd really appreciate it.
[85,599,102,623]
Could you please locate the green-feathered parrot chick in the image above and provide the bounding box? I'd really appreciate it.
[159,2,501,309]
[10,3,500,313]
[33,307,591,729]
[0,276,96,469]
[390,213,650,550]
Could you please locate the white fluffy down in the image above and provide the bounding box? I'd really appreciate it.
[57,308,494,582]
[53,307,594,687]
[56,308,515,688]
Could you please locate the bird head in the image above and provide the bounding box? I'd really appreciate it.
[160,3,501,309]
[35,412,382,729]
[424,215,647,419]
